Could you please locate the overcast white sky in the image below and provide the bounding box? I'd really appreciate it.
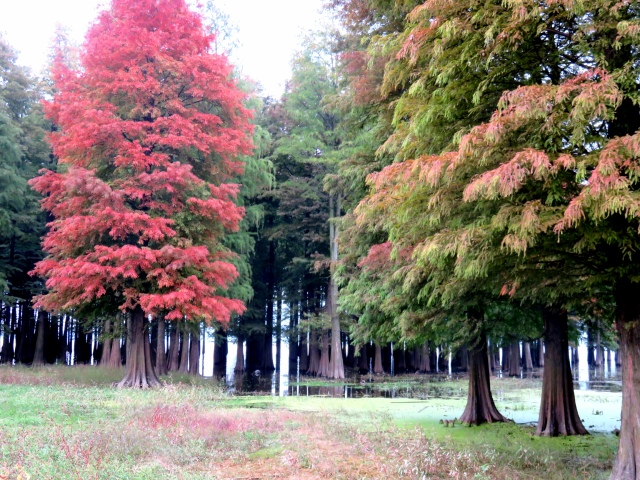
[0,0,326,97]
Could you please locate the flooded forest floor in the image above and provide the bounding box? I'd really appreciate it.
[0,366,620,479]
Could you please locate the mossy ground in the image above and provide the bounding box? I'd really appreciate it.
[0,365,619,479]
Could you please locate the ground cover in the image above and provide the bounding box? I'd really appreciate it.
[0,366,619,479]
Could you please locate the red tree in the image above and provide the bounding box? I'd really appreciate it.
[30,0,253,387]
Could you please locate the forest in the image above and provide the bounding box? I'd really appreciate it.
[0,0,638,478]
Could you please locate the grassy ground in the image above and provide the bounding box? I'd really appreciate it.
[0,366,619,479]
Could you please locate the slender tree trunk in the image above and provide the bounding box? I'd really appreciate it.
[188,328,199,375]
[179,322,190,373]
[288,302,299,368]
[299,330,308,372]
[536,306,587,436]
[523,342,533,370]
[459,333,508,425]
[276,289,282,372]
[234,334,245,373]
[116,307,161,388]
[420,342,431,373]
[373,343,384,374]
[610,279,640,478]
[31,310,46,367]
[327,194,345,379]
[155,318,167,376]
[538,339,545,367]
[508,342,520,377]
[394,344,406,373]
[595,321,603,367]
[106,316,123,368]
[101,319,112,367]
[167,321,180,372]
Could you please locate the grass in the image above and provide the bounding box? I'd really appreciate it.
[0,365,619,479]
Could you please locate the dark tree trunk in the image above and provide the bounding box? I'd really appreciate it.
[101,319,112,367]
[107,334,122,368]
[188,328,200,375]
[459,334,508,426]
[116,307,161,388]
[299,330,308,372]
[420,342,431,373]
[276,290,282,372]
[508,342,520,377]
[179,322,190,373]
[213,328,227,377]
[523,342,533,370]
[288,302,299,369]
[234,334,245,373]
[459,345,469,372]
[155,318,168,376]
[536,306,587,436]
[610,279,640,478]
[595,321,604,368]
[438,347,448,372]
[373,343,384,374]
[31,310,46,366]
[357,343,368,373]
[394,345,406,373]
[246,331,263,372]
[44,313,57,364]
[167,321,180,372]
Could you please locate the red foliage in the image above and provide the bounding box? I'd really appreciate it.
[30,0,253,325]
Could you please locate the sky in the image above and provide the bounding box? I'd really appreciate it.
[0,0,326,98]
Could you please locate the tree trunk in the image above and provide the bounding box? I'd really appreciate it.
[116,307,161,388]
[538,339,545,367]
[155,318,168,376]
[318,329,330,377]
[459,333,508,426]
[307,329,320,375]
[327,194,345,379]
[179,322,189,373]
[373,343,384,374]
[394,345,406,373]
[276,289,282,372]
[420,342,431,373]
[357,343,368,372]
[536,306,587,436]
[234,334,245,373]
[101,319,112,367]
[595,321,603,367]
[213,328,227,377]
[610,279,640,478]
[523,342,533,370]
[299,330,308,372]
[31,310,46,367]
[508,342,520,377]
[167,321,180,372]
[188,328,200,375]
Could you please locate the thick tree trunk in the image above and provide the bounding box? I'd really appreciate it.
[307,329,320,375]
[116,307,161,388]
[155,318,168,376]
[459,334,508,426]
[523,342,533,370]
[536,307,587,436]
[373,343,384,374]
[31,310,46,367]
[610,279,640,478]
[299,330,309,372]
[318,329,330,377]
[188,329,200,375]
[167,321,180,372]
[234,334,245,373]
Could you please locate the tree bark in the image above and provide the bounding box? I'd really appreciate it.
[116,307,161,388]
[373,343,384,374]
[155,318,168,376]
[318,329,330,377]
[538,339,545,367]
[299,330,308,372]
[31,310,46,367]
[101,319,112,367]
[357,343,369,372]
[459,333,508,425]
[536,306,587,436]
[420,342,431,373]
[610,279,640,478]
[307,329,320,375]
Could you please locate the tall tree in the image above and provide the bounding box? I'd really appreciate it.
[30,0,253,387]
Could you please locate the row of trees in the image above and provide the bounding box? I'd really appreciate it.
[0,0,638,477]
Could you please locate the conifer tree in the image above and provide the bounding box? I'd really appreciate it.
[31,0,253,387]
